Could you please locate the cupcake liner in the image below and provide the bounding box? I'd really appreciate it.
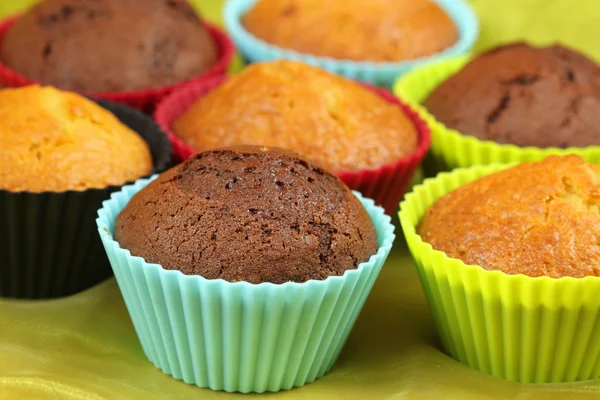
[154,79,431,215]
[0,100,172,299]
[96,177,395,393]
[393,55,600,173]
[223,0,479,87]
[399,163,600,383]
[0,16,235,112]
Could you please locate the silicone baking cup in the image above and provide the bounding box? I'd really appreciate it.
[393,55,600,173]
[399,163,600,383]
[97,177,395,393]
[154,77,431,215]
[0,100,172,299]
[0,16,235,112]
[223,0,478,87]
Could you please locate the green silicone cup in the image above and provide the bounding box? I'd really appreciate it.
[97,177,395,393]
[398,163,600,383]
[393,55,600,173]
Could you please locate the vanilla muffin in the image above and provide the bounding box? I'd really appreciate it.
[242,0,458,62]
[418,155,600,278]
[0,85,152,192]
[171,60,418,172]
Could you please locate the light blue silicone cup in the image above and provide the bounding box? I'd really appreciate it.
[223,0,479,87]
[96,176,395,393]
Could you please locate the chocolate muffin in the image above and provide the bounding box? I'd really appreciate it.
[0,85,152,192]
[424,43,600,148]
[0,0,218,92]
[418,155,600,278]
[171,60,418,172]
[114,146,379,284]
[242,0,458,62]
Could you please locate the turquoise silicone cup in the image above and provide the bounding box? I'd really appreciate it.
[97,177,395,393]
[223,0,479,87]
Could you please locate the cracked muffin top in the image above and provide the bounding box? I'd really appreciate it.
[171,60,418,172]
[424,43,600,148]
[114,146,379,284]
[0,85,152,192]
[0,0,218,92]
[242,0,458,62]
[418,155,600,278]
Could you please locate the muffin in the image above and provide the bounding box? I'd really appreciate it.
[0,85,171,299]
[171,61,418,173]
[423,43,600,148]
[399,156,600,383]
[98,145,394,392]
[0,0,217,92]
[225,0,478,87]
[0,85,152,192]
[242,0,457,62]
[419,155,600,278]
[115,146,379,284]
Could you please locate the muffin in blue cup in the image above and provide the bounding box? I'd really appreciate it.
[97,146,394,392]
[224,0,479,87]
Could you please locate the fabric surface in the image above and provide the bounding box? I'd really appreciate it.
[1,0,600,399]
[469,0,600,62]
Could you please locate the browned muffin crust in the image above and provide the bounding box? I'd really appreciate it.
[418,155,600,278]
[172,60,418,173]
[0,85,152,192]
[1,0,218,92]
[115,146,378,284]
[242,0,458,62]
[424,43,600,147]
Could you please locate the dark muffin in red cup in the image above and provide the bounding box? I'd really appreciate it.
[0,0,234,111]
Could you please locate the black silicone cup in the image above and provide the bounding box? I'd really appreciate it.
[0,99,172,299]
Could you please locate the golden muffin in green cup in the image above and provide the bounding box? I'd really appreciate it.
[399,154,600,383]
[393,43,600,173]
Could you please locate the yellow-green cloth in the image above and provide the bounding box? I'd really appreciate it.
[1,1,600,399]
[469,0,600,61]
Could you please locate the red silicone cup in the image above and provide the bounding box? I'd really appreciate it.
[155,78,431,215]
[0,16,235,112]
